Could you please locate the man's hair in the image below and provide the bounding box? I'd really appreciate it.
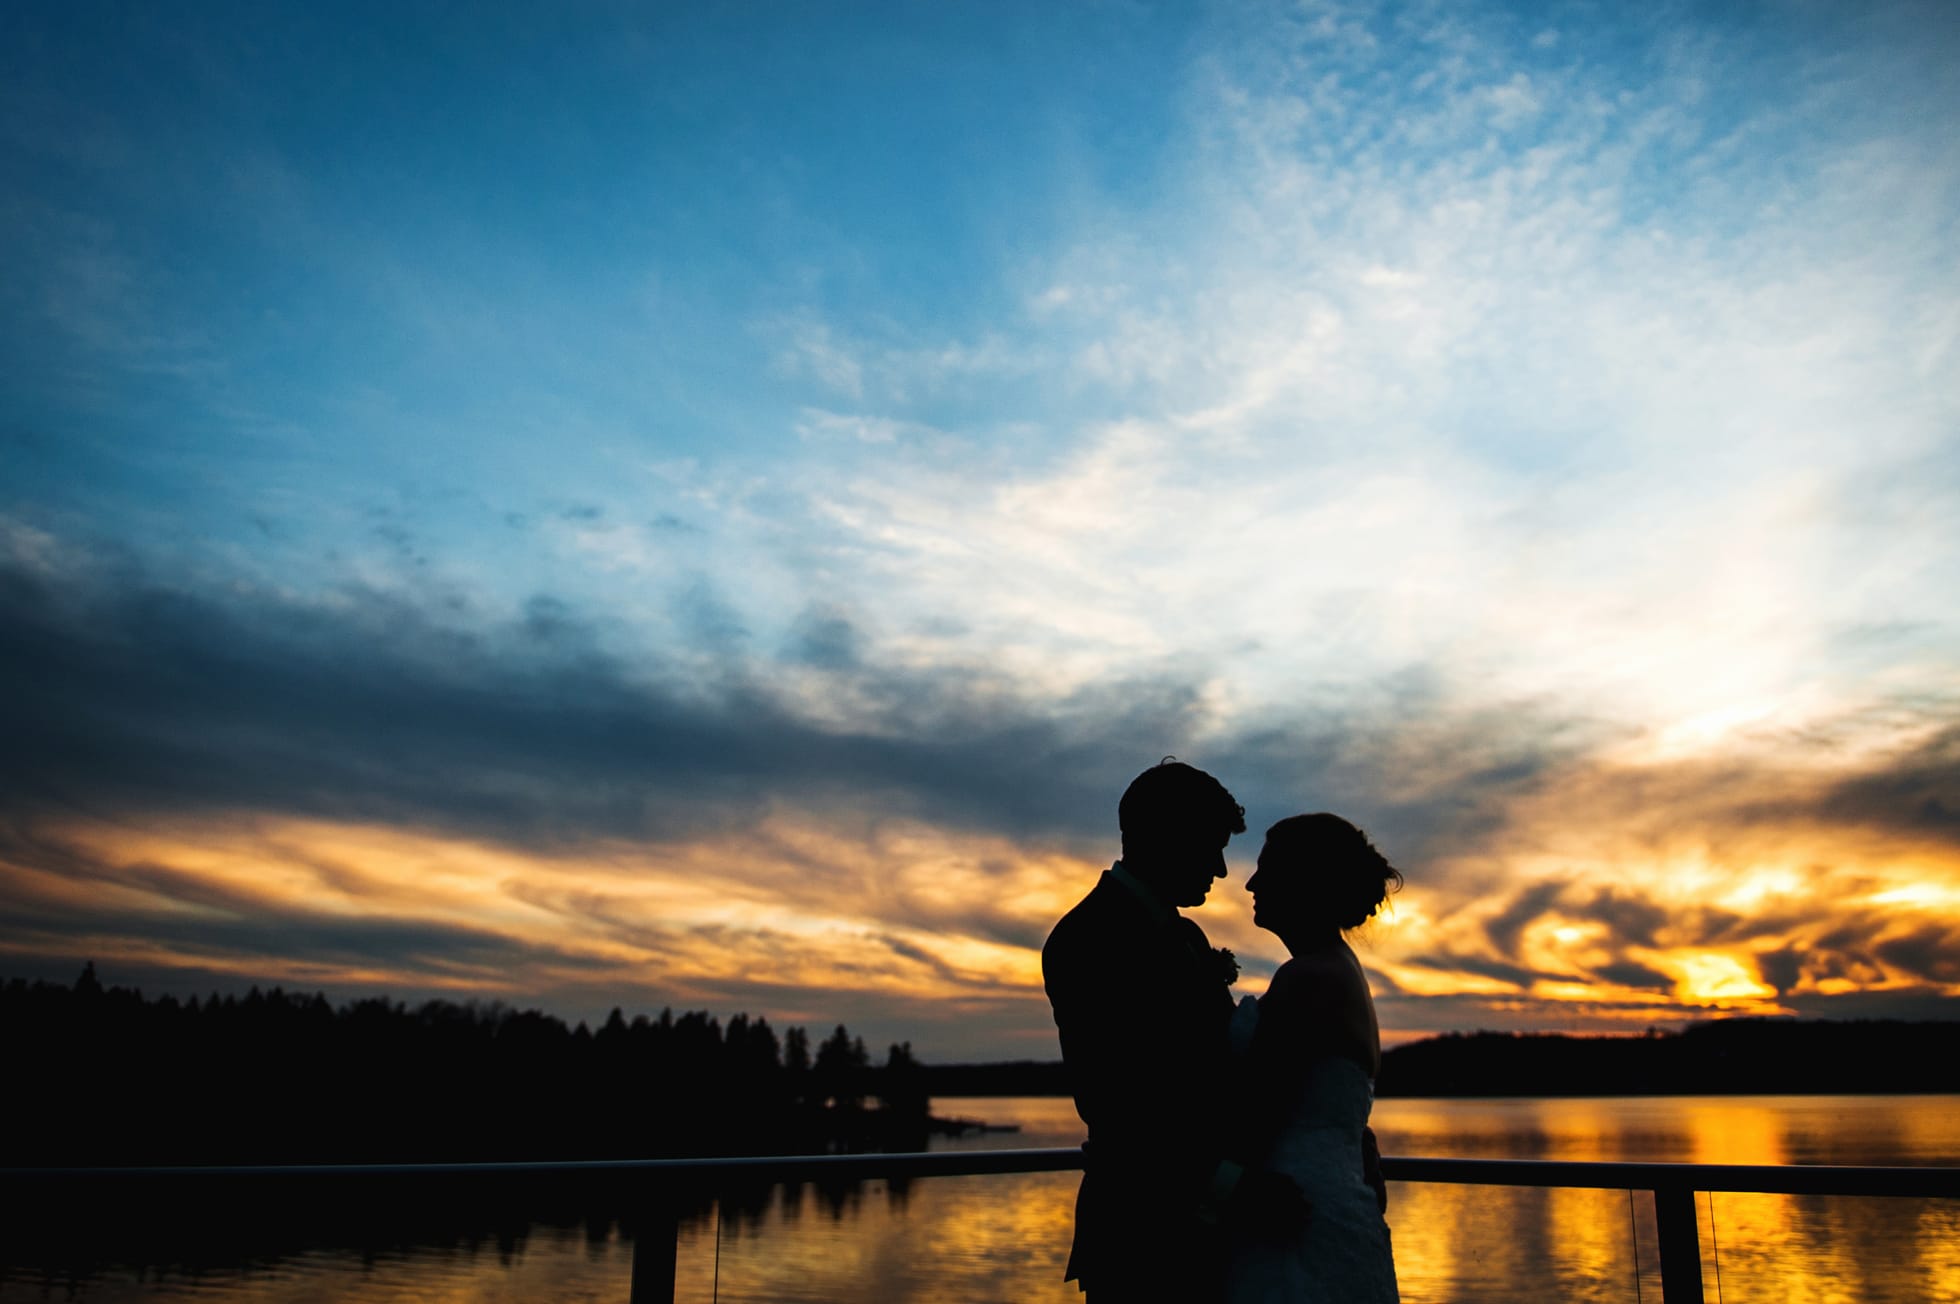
[1118,758,1246,856]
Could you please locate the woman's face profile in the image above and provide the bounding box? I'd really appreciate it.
[1246,834,1309,932]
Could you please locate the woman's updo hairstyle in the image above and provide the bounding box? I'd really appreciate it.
[1265,812,1404,931]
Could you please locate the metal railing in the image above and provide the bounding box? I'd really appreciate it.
[9,1149,1959,1302]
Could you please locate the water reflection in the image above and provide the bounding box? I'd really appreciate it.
[3,1096,1955,1303]
[0,1225,638,1303]
[689,1173,1079,1304]
[679,1096,1085,1303]
[1369,1095,1960,1304]
[1378,1184,1649,1304]
[1694,1192,1960,1304]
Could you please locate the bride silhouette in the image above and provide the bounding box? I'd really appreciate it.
[1225,813,1403,1304]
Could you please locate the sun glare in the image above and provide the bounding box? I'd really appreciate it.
[1670,952,1779,1005]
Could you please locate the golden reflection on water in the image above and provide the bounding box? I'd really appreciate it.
[6,1095,1957,1303]
[680,1096,1086,1303]
[1382,1183,1654,1304]
[681,1095,1960,1304]
[0,1226,638,1304]
[1370,1095,1960,1304]
[686,1173,1080,1304]
[1688,1192,1960,1304]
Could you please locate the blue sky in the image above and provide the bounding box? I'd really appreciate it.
[4,0,1958,1058]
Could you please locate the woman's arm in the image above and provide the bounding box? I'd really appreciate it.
[1230,960,1317,1164]
[1231,954,1377,1160]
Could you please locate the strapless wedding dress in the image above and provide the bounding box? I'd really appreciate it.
[1226,999,1399,1304]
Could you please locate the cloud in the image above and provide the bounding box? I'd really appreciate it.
[0,824,610,991]
[0,533,1617,873]
[1483,881,1570,956]
[1815,725,1960,847]
[794,408,954,447]
[5,536,1958,1051]
[1873,924,1960,985]
[726,0,1960,762]
[1407,951,1553,990]
[1591,960,1673,992]
[769,315,864,398]
[0,549,1174,850]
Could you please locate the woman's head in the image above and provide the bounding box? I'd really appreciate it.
[1246,813,1404,936]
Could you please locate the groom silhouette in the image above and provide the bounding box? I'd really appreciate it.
[1044,760,1303,1302]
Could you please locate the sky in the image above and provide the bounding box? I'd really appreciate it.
[3,0,1957,1061]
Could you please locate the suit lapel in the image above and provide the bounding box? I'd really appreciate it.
[1090,872,1227,1006]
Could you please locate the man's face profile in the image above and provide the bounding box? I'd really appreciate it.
[1154,827,1230,907]
[1117,760,1242,907]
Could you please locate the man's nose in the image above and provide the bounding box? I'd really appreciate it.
[1213,858,1227,879]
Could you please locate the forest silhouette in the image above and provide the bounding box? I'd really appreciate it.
[920,1020,1960,1098]
[7,964,931,1167]
[14,964,1956,1173]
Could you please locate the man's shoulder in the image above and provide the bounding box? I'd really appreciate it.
[1043,875,1137,962]
[1051,872,1133,927]
[1044,882,1100,949]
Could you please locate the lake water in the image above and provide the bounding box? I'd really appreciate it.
[4,1095,1957,1303]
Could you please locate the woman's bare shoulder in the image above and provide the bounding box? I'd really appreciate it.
[1268,948,1361,997]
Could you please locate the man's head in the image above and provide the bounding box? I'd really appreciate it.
[1118,759,1247,907]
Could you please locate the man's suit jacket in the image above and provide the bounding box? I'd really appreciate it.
[1042,870,1236,1294]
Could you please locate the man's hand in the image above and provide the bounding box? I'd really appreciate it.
[1232,1167,1311,1239]
[1362,1125,1388,1214]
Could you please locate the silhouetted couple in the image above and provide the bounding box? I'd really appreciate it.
[1043,760,1403,1303]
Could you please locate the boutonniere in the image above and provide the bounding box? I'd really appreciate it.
[1210,946,1239,986]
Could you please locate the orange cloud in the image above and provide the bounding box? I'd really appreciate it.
[9,727,1955,1060]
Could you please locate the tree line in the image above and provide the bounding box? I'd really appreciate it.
[5,964,930,1166]
[1370,1019,1960,1096]
[917,1018,1960,1097]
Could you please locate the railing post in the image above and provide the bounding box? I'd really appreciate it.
[627,1197,678,1304]
[1652,1184,1704,1304]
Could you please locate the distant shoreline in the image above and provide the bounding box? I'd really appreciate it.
[925,1085,1960,1100]
[925,1018,1960,1099]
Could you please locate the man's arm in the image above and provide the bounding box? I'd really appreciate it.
[1047,938,1172,1149]
[1044,913,1219,1203]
